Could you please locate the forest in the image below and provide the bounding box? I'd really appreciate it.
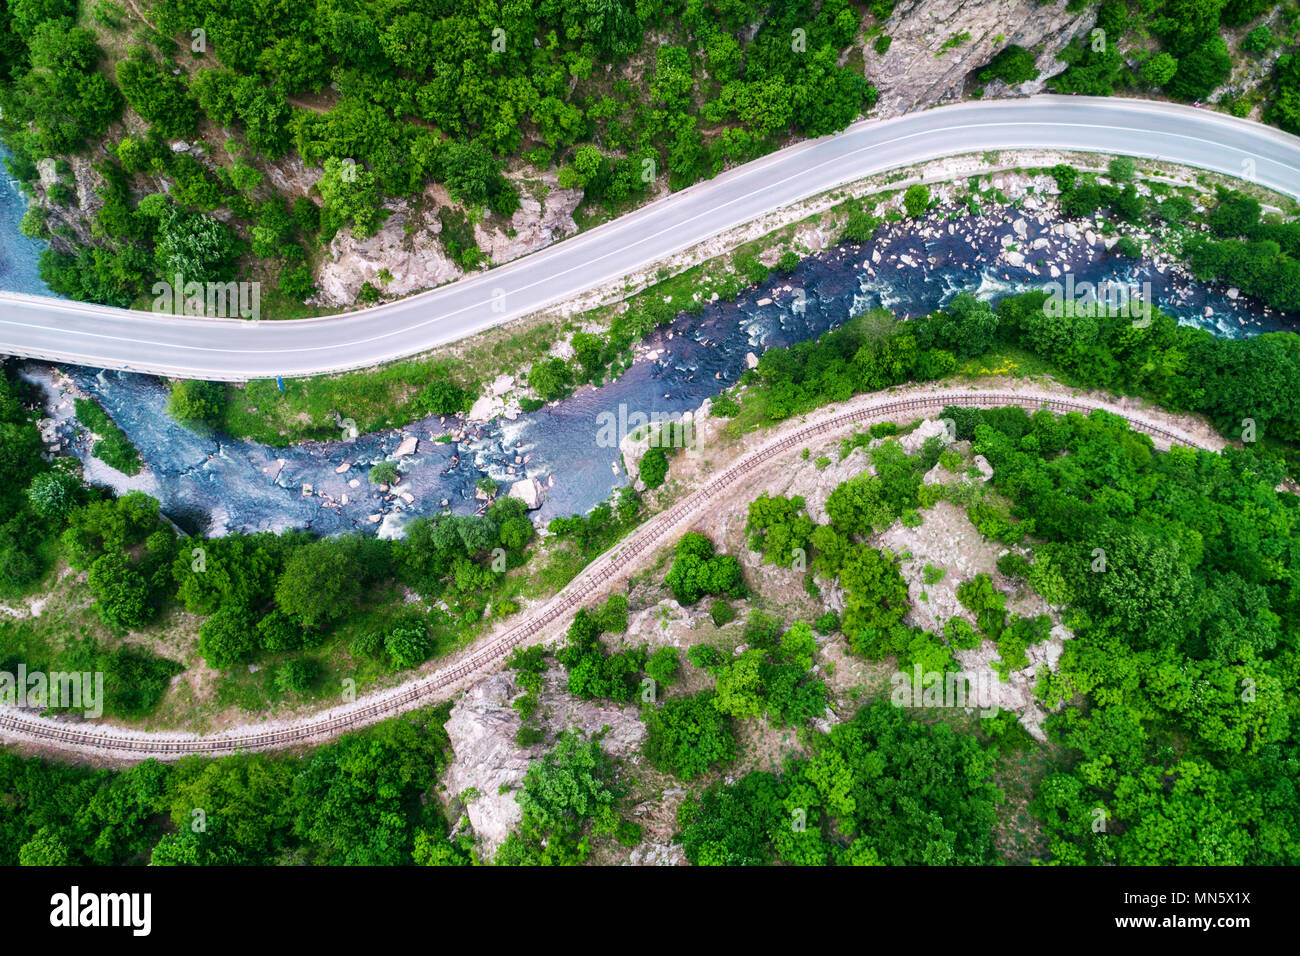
[728,271,1300,474]
[0,0,879,308]
[6,269,1300,860]
[0,705,471,865]
[0,359,551,717]
[1049,0,1300,126]
[733,375,1299,863]
[5,0,1299,317]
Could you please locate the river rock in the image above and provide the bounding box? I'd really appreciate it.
[509,477,544,510]
[393,435,418,457]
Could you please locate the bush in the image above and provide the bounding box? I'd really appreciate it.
[557,606,647,702]
[198,605,260,668]
[598,594,629,633]
[26,471,82,521]
[709,599,736,627]
[418,376,474,415]
[977,44,1039,86]
[385,620,433,669]
[257,610,304,652]
[1106,157,1136,183]
[368,461,400,485]
[841,205,880,242]
[275,658,318,695]
[639,446,669,489]
[646,647,680,688]
[1114,236,1142,258]
[1243,26,1272,56]
[814,611,840,635]
[1166,37,1231,102]
[167,380,226,428]
[528,358,571,402]
[1139,52,1178,87]
[902,184,930,218]
[996,552,1032,581]
[643,692,737,780]
[710,394,739,417]
[349,630,386,659]
[665,534,744,606]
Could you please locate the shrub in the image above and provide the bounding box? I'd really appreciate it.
[198,605,260,668]
[639,446,669,489]
[167,380,226,428]
[385,620,433,669]
[710,599,736,627]
[977,44,1039,86]
[275,658,318,695]
[646,647,680,688]
[903,184,930,218]
[643,692,737,780]
[26,471,83,521]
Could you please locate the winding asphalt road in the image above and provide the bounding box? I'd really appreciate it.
[0,387,1220,761]
[2,96,1299,381]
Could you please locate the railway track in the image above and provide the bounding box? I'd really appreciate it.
[0,389,1217,761]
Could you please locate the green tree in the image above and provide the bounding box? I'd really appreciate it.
[167,380,226,428]
[643,692,737,780]
[903,183,931,218]
[274,538,364,630]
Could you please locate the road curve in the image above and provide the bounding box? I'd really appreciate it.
[2,96,1299,381]
[0,388,1219,761]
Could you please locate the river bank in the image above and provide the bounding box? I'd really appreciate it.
[20,194,1288,538]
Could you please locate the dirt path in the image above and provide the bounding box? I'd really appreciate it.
[125,0,158,32]
[0,385,1225,763]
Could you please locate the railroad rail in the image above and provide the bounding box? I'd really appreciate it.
[0,389,1217,761]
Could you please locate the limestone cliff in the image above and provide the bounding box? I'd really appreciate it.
[869,0,1095,117]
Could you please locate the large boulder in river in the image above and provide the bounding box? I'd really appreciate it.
[509,477,544,510]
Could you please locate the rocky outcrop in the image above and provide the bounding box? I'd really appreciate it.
[313,170,582,308]
[783,445,874,525]
[442,670,646,854]
[897,416,951,455]
[474,168,583,262]
[315,198,462,306]
[868,0,1094,118]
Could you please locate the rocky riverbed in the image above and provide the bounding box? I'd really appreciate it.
[14,190,1292,538]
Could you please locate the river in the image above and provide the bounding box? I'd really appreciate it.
[1,168,1290,538]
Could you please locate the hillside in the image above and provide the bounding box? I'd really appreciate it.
[2,0,1298,318]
